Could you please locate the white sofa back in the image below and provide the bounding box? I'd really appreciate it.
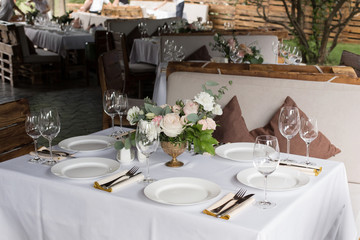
[160,35,278,64]
[166,71,360,184]
[130,1,208,23]
[106,17,178,35]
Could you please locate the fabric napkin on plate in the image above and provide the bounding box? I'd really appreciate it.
[279,162,322,176]
[203,193,254,220]
[30,146,70,161]
[94,170,144,193]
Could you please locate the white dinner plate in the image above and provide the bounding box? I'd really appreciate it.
[236,168,310,191]
[58,135,116,152]
[51,157,120,179]
[144,177,221,205]
[215,142,254,162]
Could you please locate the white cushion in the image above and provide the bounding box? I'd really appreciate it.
[166,72,360,184]
[349,183,360,237]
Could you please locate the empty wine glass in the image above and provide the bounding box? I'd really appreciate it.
[103,90,117,137]
[253,135,280,209]
[300,117,318,165]
[25,112,41,163]
[39,108,61,166]
[278,106,300,162]
[114,92,128,134]
[135,119,159,183]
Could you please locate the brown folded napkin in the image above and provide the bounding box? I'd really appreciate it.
[30,146,70,161]
[203,193,254,220]
[94,170,144,193]
[279,162,322,176]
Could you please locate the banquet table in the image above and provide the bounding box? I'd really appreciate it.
[24,25,94,58]
[129,38,160,65]
[0,128,357,240]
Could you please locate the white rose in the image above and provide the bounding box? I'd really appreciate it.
[194,92,215,112]
[139,120,158,142]
[212,104,223,115]
[126,106,141,125]
[160,113,184,138]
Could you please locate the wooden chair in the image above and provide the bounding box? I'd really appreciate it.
[0,21,61,86]
[98,50,144,129]
[0,98,33,162]
[111,32,156,98]
[340,50,360,77]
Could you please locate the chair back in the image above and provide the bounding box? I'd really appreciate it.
[340,50,360,77]
[112,32,131,82]
[0,98,33,162]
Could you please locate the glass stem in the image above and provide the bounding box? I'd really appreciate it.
[34,139,39,159]
[49,139,53,161]
[306,142,310,164]
[146,156,150,179]
[264,175,268,203]
[286,138,290,160]
[111,115,115,132]
[119,114,123,129]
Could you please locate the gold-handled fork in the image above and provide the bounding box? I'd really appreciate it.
[211,188,247,213]
[101,166,139,188]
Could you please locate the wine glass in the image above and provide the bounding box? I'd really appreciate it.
[114,92,128,134]
[278,106,300,162]
[25,112,41,163]
[103,90,117,137]
[300,117,318,165]
[135,119,159,183]
[253,135,280,209]
[39,108,61,166]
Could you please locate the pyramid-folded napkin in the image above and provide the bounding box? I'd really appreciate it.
[203,193,254,220]
[279,162,322,176]
[94,170,144,192]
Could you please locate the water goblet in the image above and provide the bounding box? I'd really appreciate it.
[103,90,117,137]
[135,119,159,183]
[253,135,280,209]
[39,108,61,166]
[278,106,300,162]
[300,117,318,165]
[114,92,128,134]
[25,112,41,163]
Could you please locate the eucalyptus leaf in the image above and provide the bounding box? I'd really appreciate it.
[206,81,219,86]
[114,141,124,150]
[187,113,199,123]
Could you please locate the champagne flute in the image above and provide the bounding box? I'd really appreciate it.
[278,106,300,162]
[114,92,128,134]
[103,90,117,137]
[253,135,280,209]
[39,108,61,166]
[135,119,159,183]
[25,112,41,163]
[300,117,318,165]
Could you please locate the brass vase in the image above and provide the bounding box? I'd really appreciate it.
[161,141,187,167]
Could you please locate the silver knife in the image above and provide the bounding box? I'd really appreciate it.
[106,172,142,189]
[216,194,254,218]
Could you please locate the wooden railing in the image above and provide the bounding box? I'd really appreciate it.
[102,5,143,18]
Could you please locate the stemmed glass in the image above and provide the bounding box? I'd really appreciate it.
[253,135,280,209]
[300,117,318,165]
[103,90,117,137]
[278,106,300,162]
[25,112,41,163]
[135,119,159,183]
[39,108,61,166]
[114,92,128,134]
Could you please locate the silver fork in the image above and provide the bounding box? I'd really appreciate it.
[101,166,139,188]
[211,188,246,213]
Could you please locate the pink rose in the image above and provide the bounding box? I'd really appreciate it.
[237,50,245,58]
[228,38,236,50]
[152,115,163,126]
[183,100,199,116]
[198,118,216,131]
[160,113,184,137]
[172,104,182,114]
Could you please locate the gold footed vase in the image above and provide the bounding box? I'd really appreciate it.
[161,141,187,167]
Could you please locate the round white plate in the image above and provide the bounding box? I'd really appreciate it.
[51,157,120,179]
[144,177,221,205]
[236,168,310,191]
[58,135,116,152]
[215,142,254,162]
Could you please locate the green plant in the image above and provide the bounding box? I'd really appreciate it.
[25,9,39,25]
[52,10,73,25]
[114,131,136,150]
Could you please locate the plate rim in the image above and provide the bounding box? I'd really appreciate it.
[215,142,255,162]
[51,157,120,179]
[236,167,310,191]
[58,135,116,152]
[144,177,221,205]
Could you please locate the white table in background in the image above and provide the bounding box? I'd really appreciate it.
[0,128,356,240]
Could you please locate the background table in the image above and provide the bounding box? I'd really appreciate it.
[0,128,356,240]
[130,38,160,65]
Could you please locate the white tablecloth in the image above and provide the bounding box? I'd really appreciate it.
[129,38,160,65]
[24,26,94,58]
[0,128,357,240]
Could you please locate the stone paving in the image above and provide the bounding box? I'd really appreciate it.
[0,74,103,145]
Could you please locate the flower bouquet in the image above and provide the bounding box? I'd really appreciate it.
[117,81,231,164]
[52,11,74,27]
[210,33,264,64]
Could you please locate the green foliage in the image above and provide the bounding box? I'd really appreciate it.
[114,132,136,150]
[52,10,73,25]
